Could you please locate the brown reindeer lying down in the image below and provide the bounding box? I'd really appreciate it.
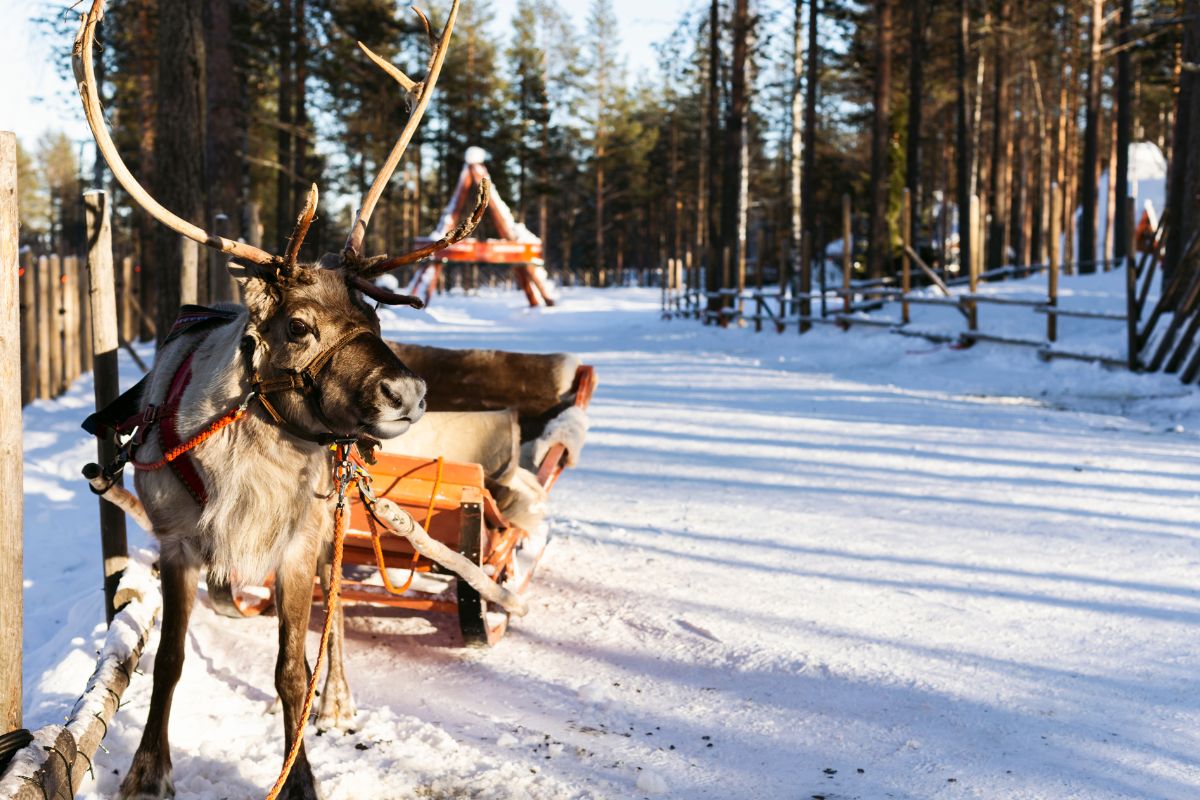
[73,1,482,797]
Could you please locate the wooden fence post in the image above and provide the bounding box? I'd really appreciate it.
[85,191,129,624]
[79,252,93,375]
[842,194,852,312]
[901,188,912,325]
[20,250,35,405]
[968,194,981,331]
[799,230,812,333]
[49,254,63,396]
[36,256,51,400]
[1048,183,1061,343]
[1125,196,1139,370]
[118,255,134,342]
[0,131,24,734]
[63,256,79,387]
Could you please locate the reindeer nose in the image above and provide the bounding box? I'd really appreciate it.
[379,375,426,421]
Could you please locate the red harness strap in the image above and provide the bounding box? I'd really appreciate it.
[158,352,209,505]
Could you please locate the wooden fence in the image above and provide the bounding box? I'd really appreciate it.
[664,188,1192,382]
[17,248,145,406]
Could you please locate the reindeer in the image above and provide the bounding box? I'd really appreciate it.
[73,2,485,797]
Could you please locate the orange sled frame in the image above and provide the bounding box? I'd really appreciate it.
[209,364,595,646]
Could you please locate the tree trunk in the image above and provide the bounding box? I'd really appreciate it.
[988,0,1011,269]
[867,0,893,280]
[803,0,819,259]
[906,0,926,250]
[153,0,205,344]
[720,0,750,301]
[204,0,241,232]
[705,0,723,310]
[1113,0,1132,266]
[788,0,804,292]
[275,0,294,252]
[956,0,972,277]
[1079,0,1103,273]
[1165,0,1200,290]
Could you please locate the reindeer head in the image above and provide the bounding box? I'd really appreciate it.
[74,0,488,442]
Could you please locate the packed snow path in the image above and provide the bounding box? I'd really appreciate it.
[19,282,1200,799]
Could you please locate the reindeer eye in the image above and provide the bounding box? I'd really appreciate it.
[287,318,311,339]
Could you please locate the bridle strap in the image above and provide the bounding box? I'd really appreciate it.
[243,326,376,446]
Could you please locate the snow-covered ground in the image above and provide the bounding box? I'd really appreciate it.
[15,269,1200,799]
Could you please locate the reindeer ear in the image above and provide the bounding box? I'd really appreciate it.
[227,261,281,322]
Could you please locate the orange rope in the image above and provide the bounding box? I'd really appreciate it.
[132,406,248,471]
[371,457,443,595]
[265,454,348,800]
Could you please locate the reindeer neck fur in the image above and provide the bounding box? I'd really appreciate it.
[133,305,331,583]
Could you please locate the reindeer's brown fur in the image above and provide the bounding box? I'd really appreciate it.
[120,265,425,800]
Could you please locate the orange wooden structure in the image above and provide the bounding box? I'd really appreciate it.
[410,148,555,308]
[210,364,595,645]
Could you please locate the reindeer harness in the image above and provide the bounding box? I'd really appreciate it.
[83,305,377,508]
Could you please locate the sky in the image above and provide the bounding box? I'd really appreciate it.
[0,0,691,154]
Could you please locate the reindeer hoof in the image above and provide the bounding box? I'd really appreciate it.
[117,755,174,799]
[316,689,357,732]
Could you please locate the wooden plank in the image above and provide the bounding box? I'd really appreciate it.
[0,131,22,734]
[78,252,93,376]
[35,256,50,400]
[901,190,911,324]
[1037,347,1128,368]
[834,315,902,328]
[1048,183,1061,342]
[85,191,129,624]
[903,245,953,297]
[960,293,1045,307]
[1033,306,1126,321]
[961,331,1047,348]
[48,254,63,396]
[19,250,34,405]
[842,193,852,312]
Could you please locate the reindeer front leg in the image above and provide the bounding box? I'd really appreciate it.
[316,542,356,731]
[273,539,321,800]
[119,559,199,800]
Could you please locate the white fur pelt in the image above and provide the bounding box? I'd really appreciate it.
[132,306,330,585]
[531,406,589,468]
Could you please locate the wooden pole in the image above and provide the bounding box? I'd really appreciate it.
[35,256,50,400]
[799,230,812,333]
[968,193,981,330]
[85,191,129,624]
[119,255,134,342]
[0,131,24,734]
[842,193,852,312]
[901,188,912,324]
[48,255,63,396]
[1048,182,1061,342]
[19,250,35,405]
[1125,195,1139,370]
[78,252,93,376]
[62,256,78,387]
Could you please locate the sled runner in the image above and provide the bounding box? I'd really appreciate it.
[208,343,594,645]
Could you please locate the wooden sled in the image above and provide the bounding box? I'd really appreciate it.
[209,345,595,646]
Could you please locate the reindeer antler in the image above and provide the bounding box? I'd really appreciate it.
[73,0,318,274]
[345,0,462,258]
[358,178,490,279]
